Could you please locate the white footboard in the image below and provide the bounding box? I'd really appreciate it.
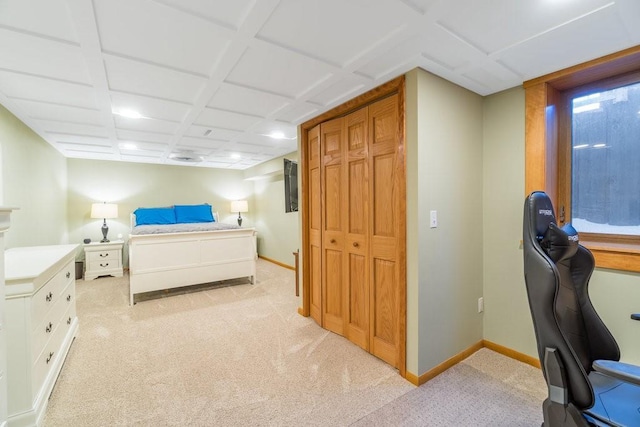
[128,228,257,305]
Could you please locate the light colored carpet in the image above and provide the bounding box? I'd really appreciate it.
[44,259,545,426]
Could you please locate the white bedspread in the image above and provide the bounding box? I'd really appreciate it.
[131,221,241,235]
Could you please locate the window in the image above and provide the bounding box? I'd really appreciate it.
[524,46,640,272]
[565,78,640,242]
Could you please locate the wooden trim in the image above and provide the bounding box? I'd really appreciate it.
[523,45,640,90]
[482,340,541,369]
[396,78,407,379]
[405,341,484,386]
[258,255,294,270]
[405,340,541,387]
[525,46,640,272]
[300,125,311,317]
[300,76,405,131]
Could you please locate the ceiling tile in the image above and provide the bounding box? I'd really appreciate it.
[274,103,319,124]
[207,83,290,118]
[178,136,228,151]
[110,92,191,123]
[104,55,207,103]
[58,142,114,154]
[308,75,366,107]
[0,71,98,109]
[185,125,240,141]
[497,5,632,81]
[94,0,231,75]
[0,0,79,43]
[41,121,109,137]
[0,29,90,84]
[155,0,254,30]
[437,0,615,55]
[50,134,111,146]
[114,116,179,134]
[13,99,103,125]
[116,129,173,144]
[225,45,334,99]
[195,107,262,131]
[256,0,409,67]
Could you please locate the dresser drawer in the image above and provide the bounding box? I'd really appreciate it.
[86,249,121,265]
[31,260,74,328]
[31,281,75,363]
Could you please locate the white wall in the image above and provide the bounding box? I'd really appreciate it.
[67,158,254,265]
[406,69,485,376]
[244,153,300,267]
[0,105,68,248]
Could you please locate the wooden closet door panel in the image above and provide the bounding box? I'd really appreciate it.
[308,125,322,324]
[344,108,369,349]
[321,118,345,335]
[369,95,400,367]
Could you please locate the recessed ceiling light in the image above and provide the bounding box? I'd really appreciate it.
[262,131,295,140]
[113,109,144,119]
[119,143,138,150]
[230,153,241,159]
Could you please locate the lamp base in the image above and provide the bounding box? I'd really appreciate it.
[237,214,243,227]
[101,220,110,243]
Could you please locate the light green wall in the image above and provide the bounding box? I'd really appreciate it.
[481,87,537,357]
[0,105,68,248]
[67,159,253,265]
[406,69,484,376]
[482,86,640,366]
[244,153,300,267]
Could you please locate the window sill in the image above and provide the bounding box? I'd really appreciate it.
[581,240,640,273]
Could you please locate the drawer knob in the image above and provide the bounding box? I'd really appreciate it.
[99,253,109,258]
[67,294,72,302]
[67,317,71,325]
[100,263,109,267]
[46,351,54,364]
[45,322,53,333]
[66,271,71,279]
[45,292,53,302]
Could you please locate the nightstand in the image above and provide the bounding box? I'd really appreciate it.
[83,240,124,280]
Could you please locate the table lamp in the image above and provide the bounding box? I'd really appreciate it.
[91,202,118,242]
[230,200,248,226]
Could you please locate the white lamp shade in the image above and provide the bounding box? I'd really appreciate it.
[230,200,248,213]
[91,203,118,219]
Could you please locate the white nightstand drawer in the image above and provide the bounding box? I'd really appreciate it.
[84,241,124,280]
[87,259,119,272]
[86,249,120,264]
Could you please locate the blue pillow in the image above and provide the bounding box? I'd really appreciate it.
[134,207,176,225]
[174,204,214,223]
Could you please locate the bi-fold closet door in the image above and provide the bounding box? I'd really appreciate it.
[308,94,401,368]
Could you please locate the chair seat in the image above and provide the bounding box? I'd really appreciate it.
[585,371,640,427]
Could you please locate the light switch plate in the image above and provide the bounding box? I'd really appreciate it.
[430,210,437,228]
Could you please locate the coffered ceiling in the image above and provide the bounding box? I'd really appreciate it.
[1,0,638,169]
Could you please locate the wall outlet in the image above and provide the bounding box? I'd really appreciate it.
[478,297,484,313]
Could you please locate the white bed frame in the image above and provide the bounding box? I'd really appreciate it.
[128,214,257,305]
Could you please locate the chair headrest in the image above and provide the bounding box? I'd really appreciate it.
[542,223,580,262]
[528,191,556,237]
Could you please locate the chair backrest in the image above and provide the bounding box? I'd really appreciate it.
[522,191,620,409]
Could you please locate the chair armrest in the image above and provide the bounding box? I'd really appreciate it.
[631,314,640,321]
[593,360,640,386]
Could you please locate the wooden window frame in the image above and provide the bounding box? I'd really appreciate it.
[524,45,640,272]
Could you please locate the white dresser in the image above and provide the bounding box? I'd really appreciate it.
[0,208,15,427]
[5,245,79,427]
[83,240,123,280]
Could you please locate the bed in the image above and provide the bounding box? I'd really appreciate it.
[128,204,257,305]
